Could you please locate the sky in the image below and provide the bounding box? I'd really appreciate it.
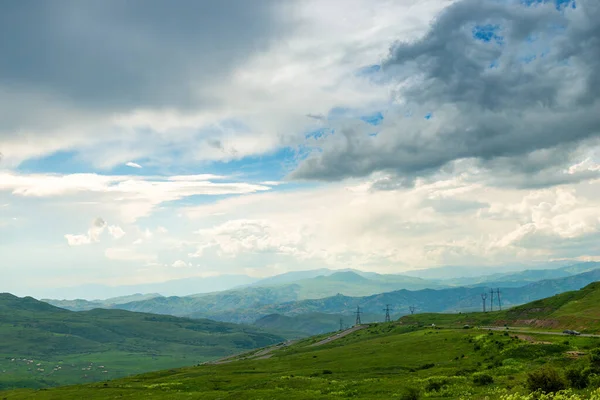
[1,0,600,296]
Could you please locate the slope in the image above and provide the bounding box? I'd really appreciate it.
[0,293,284,390]
[6,315,600,399]
[399,281,600,333]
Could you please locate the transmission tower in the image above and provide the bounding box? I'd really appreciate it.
[354,306,362,326]
[409,305,416,315]
[496,288,502,311]
[481,293,487,312]
[490,289,494,312]
[383,304,392,322]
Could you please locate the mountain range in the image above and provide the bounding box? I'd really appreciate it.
[43,264,600,330]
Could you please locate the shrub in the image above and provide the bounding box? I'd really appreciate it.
[418,363,435,370]
[591,348,600,373]
[565,366,589,389]
[399,387,421,400]
[425,377,449,392]
[322,370,333,375]
[526,366,566,393]
[473,372,494,386]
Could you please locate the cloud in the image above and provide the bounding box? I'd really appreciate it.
[125,162,142,169]
[181,173,600,271]
[64,217,107,246]
[107,225,125,240]
[0,172,271,221]
[0,0,448,169]
[171,260,190,269]
[292,0,600,187]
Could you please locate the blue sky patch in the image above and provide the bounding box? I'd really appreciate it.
[360,112,384,126]
[521,0,576,10]
[472,24,503,44]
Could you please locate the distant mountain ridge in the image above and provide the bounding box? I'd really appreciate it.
[44,267,600,326]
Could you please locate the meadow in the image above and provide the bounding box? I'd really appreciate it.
[6,323,600,399]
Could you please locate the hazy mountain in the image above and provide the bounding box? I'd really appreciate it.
[44,293,164,311]
[48,271,444,318]
[36,274,258,300]
[245,269,600,320]
[402,261,575,280]
[93,268,600,325]
[442,262,600,288]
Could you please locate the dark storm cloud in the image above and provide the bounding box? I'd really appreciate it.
[292,0,600,185]
[0,0,286,117]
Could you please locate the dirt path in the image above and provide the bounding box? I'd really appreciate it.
[309,325,366,347]
[206,340,297,365]
[481,326,600,338]
[204,325,366,365]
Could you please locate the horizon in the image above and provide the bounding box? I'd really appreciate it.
[2,0,600,298]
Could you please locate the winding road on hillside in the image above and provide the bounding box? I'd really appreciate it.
[204,325,367,365]
[482,326,600,338]
[309,325,366,347]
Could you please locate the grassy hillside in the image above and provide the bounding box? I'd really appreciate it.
[6,321,600,399]
[253,312,381,338]
[399,282,600,333]
[0,293,284,390]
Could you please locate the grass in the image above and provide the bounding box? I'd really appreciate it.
[0,293,284,390]
[6,282,600,398]
[5,323,600,399]
[399,282,600,333]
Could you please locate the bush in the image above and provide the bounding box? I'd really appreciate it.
[565,366,589,389]
[526,366,566,393]
[591,348,600,373]
[418,363,435,370]
[425,377,449,392]
[473,372,494,386]
[399,387,421,400]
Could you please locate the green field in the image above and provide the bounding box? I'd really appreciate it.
[6,323,600,399]
[6,283,600,399]
[399,282,600,333]
[0,293,284,390]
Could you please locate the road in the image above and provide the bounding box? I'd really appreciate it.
[309,325,366,347]
[481,326,600,338]
[204,325,367,365]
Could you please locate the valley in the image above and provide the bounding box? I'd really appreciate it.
[7,281,600,399]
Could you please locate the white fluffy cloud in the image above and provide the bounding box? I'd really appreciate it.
[0,172,270,222]
[64,217,107,246]
[183,172,600,271]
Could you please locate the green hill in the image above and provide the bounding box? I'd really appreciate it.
[0,293,284,390]
[6,302,600,399]
[399,281,600,333]
[253,312,381,338]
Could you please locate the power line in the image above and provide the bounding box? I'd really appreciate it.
[383,304,392,323]
[339,318,344,331]
[354,305,362,326]
[496,288,502,311]
[481,293,487,312]
[490,289,494,312]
